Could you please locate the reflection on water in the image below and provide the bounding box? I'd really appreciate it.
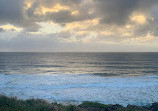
[0,52,158,76]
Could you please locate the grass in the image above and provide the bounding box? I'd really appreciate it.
[79,101,110,108]
[0,95,157,111]
[0,95,54,111]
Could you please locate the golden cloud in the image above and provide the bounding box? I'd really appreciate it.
[41,3,70,14]
[0,24,22,31]
[71,10,79,15]
[66,18,99,30]
[130,14,147,24]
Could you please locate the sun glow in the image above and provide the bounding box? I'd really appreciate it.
[25,0,35,9]
[66,18,99,30]
[0,24,22,31]
[71,11,79,15]
[41,4,70,14]
[131,14,147,24]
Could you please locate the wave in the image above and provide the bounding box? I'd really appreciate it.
[0,73,158,106]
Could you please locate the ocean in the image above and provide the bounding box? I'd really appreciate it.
[0,52,158,106]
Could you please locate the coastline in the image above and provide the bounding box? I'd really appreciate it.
[1,73,158,106]
[0,95,158,111]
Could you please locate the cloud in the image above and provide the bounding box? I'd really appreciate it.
[0,31,157,52]
[0,28,4,32]
[1,0,158,29]
[0,0,41,32]
[0,0,23,23]
[47,10,93,25]
[93,0,139,25]
[0,0,158,51]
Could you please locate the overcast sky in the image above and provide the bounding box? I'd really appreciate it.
[0,0,158,52]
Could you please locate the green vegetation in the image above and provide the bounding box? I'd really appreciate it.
[0,95,54,111]
[152,102,158,111]
[0,95,83,111]
[0,95,157,111]
[79,101,110,108]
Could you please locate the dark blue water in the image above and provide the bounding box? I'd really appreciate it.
[0,52,158,76]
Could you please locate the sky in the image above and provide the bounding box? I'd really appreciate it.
[0,0,158,52]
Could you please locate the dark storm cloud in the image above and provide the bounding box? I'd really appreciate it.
[92,0,158,25]
[41,0,158,26]
[40,0,82,8]
[26,0,93,25]
[47,10,76,24]
[47,10,93,24]
[1,0,158,33]
[0,0,158,27]
[0,0,41,32]
[0,0,23,23]
[93,0,139,25]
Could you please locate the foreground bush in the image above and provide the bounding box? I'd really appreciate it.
[0,95,157,111]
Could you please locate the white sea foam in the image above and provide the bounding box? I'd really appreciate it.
[0,73,158,106]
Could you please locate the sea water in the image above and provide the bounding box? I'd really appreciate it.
[0,52,158,106]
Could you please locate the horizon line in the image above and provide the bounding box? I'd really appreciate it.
[0,51,158,53]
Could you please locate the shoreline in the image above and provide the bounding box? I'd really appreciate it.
[1,73,158,106]
[0,95,158,111]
